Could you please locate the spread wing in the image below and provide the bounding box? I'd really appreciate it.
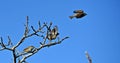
[73,10,83,13]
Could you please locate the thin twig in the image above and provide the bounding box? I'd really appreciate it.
[7,36,13,46]
[31,26,36,32]
[0,37,5,47]
[24,16,29,36]
[85,51,92,63]
[0,36,13,51]
[38,20,41,28]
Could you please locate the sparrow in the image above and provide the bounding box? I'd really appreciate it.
[69,10,87,19]
[23,46,35,53]
[47,26,59,40]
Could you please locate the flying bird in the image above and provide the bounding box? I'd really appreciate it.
[47,26,59,40]
[69,10,87,19]
[23,46,35,53]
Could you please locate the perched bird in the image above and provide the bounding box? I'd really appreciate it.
[23,46,35,53]
[47,26,59,40]
[69,10,87,19]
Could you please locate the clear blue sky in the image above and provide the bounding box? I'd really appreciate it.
[0,0,120,63]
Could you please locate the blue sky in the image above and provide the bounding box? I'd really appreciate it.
[0,0,120,63]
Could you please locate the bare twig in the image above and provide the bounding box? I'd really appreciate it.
[24,16,29,36]
[38,20,41,28]
[31,26,42,37]
[31,26,36,32]
[85,51,92,63]
[0,37,12,51]
[7,36,13,46]
[45,22,52,32]
[0,37,5,48]
[41,35,47,45]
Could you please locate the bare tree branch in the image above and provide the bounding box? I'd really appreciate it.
[85,51,92,63]
[24,16,29,36]
[31,26,36,32]
[38,20,41,28]
[0,37,12,51]
[19,36,69,63]
[0,37,5,48]
[7,36,13,46]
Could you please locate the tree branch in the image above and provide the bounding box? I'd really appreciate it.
[19,36,69,63]
[13,50,17,63]
[24,16,29,36]
[0,37,12,51]
[85,51,92,63]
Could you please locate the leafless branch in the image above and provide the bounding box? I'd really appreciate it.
[31,26,36,32]
[38,20,41,28]
[24,16,29,36]
[0,37,5,48]
[85,51,92,63]
[44,22,52,32]
[19,36,69,63]
[0,37,12,51]
[7,36,13,46]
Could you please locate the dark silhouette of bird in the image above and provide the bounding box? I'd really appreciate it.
[47,26,59,40]
[23,46,35,53]
[69,10,87,19]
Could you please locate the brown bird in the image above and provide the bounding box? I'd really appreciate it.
[23,46,35,53]
[69,10,87,19]
[73,10,84,13]
[47,26,59,40]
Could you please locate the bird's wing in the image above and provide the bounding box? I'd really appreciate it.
[51,26,58,35]
[73,10,83,13]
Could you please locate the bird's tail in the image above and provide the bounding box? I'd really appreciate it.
[69,16,74,19]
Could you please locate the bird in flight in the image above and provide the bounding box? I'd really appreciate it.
[69,10,87,19]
